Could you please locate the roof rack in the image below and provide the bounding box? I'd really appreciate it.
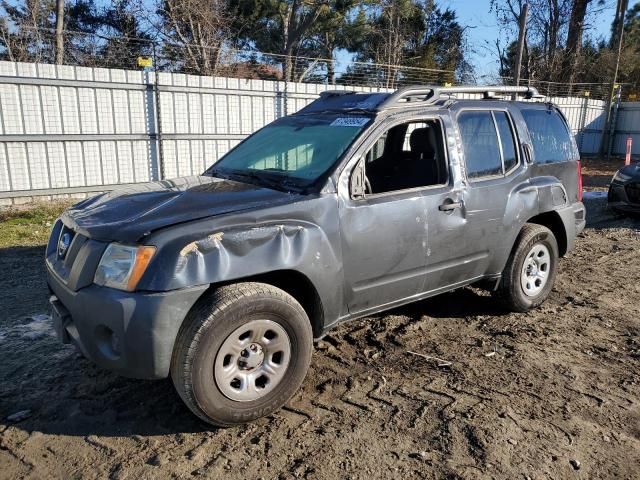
[318,90,357,98]
[377,85,542,110]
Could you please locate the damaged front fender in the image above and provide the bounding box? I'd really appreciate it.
[137,196,344,328]
[172,223,317,286]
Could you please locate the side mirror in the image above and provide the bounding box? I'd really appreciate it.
[350,158,366,198]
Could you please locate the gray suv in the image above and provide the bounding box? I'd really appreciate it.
[47,86,586,426]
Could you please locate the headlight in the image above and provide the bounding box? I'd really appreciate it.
[94,244,156,291]
[612,171,631,183]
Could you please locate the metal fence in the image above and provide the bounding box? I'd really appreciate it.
[614,102,640,155]
[0,60,635,202]
[0,60,393,200]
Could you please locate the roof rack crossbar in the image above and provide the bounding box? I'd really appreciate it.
[377,85,541,109]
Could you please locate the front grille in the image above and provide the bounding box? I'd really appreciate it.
[57,224,76,260]
[47,220,88,284]
[625,183,640,204]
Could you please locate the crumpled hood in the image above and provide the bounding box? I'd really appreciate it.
[62,176,300,243]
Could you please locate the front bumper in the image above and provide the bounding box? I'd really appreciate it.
[47,266,207,379]
[608,182,640,213]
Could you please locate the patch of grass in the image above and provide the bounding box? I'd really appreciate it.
[0,201,73,248]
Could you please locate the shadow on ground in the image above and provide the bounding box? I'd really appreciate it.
[0,253,504,439]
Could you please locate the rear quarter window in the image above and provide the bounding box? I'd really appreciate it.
[521,109,575,164]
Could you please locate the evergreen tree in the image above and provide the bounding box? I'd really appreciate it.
[97,0,153,69]
[340,0,470,87]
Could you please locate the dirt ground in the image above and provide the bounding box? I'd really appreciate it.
[1,162,639,480]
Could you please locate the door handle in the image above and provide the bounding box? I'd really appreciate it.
[438,200,463,212]
[523,144,534,164]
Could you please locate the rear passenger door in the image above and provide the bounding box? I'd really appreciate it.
[454,108,524,276]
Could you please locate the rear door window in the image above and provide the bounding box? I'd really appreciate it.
[521,109,574,164]
[458,111,503,178]
[458,110,520,179]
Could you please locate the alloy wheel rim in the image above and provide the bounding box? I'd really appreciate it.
[214,319,291,402]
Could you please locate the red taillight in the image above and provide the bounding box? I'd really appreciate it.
[577,160,583,202]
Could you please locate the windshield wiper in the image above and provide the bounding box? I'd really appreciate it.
[219,169,301,192]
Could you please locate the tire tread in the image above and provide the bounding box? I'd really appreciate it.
[496,223,558,312]
[170,282,310,426]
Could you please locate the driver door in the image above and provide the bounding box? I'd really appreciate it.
[337,117,459,314]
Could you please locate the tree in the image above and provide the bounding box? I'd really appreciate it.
[97,0,153,70]
[342,0,470,87]
[0,0,100,64]
[305,0,361,83]
[563,0,611,87]
[156,0,232,75]
[491,0,616,86]
[0,0,56,63]
[408,3,471,81]
[232,0,335,81]
[491,0,573,82]
[55,0,64,63]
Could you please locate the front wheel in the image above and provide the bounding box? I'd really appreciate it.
[496,224,559,312]
[171,282,313,426]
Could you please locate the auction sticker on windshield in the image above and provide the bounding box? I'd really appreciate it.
[330,117,370,127]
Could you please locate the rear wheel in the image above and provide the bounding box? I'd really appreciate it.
[171,282,313,426]
[496,224,559,312]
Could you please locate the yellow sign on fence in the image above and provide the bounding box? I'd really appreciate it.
[137,56,153,68]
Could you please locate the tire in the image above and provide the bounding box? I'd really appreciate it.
[170,282,313,427]
[496,223,559,312]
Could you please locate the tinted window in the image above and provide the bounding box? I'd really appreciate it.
[211,114,371,184]
[521,109,574,164]
[494,111,518,171]
[458,111,502,178]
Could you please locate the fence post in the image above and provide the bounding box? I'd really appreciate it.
[143,66,161,182]
[607,84,622,160]
[283,55,290,116]
[578,94,589,154]
[149,43,165,181]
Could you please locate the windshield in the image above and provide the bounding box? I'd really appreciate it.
[207,114,372,189]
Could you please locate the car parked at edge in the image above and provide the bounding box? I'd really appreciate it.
[608,162,640,214]
[47,85,586,426]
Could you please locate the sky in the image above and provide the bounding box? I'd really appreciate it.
[441,0,623,79]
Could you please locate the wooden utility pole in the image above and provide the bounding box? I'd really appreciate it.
[513,3,529,86]
[55,0,64,64]
[601,0,628,157]
[610,0,628,94]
